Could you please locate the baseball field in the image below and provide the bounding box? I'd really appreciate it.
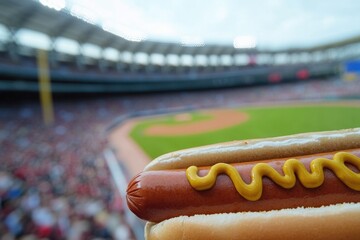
[129,103,360,159]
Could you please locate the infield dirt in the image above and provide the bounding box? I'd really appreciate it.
[109,108,248,177]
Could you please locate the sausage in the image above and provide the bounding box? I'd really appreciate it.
[127,149,360,223]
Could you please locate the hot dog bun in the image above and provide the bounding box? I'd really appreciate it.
[145,128,360,171]
[131,128,360,240]
[145,202,360,240]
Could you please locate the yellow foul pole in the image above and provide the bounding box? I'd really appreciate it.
[37,49,54,125]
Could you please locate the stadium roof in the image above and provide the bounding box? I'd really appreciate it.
[1,0,360,56]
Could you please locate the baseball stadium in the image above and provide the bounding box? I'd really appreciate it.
[1,0,360,239]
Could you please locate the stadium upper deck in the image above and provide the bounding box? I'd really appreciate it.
[0,0,359,92]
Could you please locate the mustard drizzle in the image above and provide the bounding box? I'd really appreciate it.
[186,152,360,201]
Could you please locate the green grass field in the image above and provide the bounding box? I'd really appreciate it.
[130,104,360,159]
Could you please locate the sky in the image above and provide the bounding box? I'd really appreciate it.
[60,0,360,49]
[1,0,360,54]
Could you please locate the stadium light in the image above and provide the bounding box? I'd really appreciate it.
[38,0,66,11]
[233,36,257,49]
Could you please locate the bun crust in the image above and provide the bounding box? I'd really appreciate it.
[145,202,360,240]
[145,128,360,171]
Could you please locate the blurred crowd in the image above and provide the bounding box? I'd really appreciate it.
[0,101,133,240]
[0,78,359,240]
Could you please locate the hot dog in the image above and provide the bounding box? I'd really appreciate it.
[128,149,360,223]
[126,128,360,240]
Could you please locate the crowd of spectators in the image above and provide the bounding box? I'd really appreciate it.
[0,78,359,239]
[0,100,133,239]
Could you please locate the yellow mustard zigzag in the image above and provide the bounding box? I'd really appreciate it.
[186,152,360,201]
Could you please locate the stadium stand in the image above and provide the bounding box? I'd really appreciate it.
[0,0,360,93]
